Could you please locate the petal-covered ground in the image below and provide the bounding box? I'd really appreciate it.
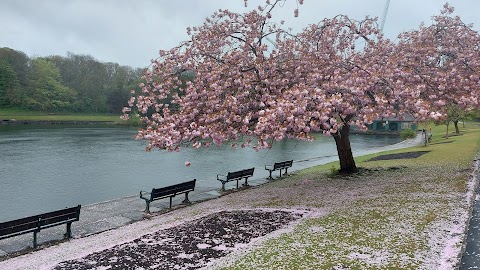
[53,210,304,270]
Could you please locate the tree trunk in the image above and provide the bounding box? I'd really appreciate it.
[333,124,358,174]
[453,120,460,134]
[423,129,427,146]
[445,122,450,139]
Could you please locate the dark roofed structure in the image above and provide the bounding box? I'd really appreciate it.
[367,113,417,132]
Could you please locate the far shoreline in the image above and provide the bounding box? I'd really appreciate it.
[0,119,118,125]
[0,119,406,136]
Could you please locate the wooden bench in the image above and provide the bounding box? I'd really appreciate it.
[265,160,293,180]
[217,168,255,191]
[0,205,81,248]
[140,179,196,213]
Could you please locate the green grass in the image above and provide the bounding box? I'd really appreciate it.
[0,108,123,122]
[219,123,480,269]
[357,123,479,170]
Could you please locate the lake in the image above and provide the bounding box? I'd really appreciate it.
[0,125,402,221]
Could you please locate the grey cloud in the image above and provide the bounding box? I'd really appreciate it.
[0,0,478,68]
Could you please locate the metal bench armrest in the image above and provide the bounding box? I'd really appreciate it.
[139,190,151,201]
[216,174,227,180]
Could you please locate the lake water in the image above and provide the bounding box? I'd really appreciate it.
[0,125,402,221]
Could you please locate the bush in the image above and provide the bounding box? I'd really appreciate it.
[400,129,417,139]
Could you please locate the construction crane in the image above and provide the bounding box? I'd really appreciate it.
[265,36,277,49]
[380,0,391,33]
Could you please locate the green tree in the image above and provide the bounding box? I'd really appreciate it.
[466,109,480,121]
[0,61,20,106]
[105,63,145,113]
[444,104,466,137]
[1,48,142,114]
[26,58,77,111]
[0,47,32,106]
[49,53,114,113]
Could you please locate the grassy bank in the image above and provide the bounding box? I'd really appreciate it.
[214,123,480,269]
[0,108,123,122]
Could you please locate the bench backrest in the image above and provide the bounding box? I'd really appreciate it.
[243,167,255,177]
[0,205,81,238]
[227,170,245,180]
[274,160,293,170]
[151,179,196,200]
[39,205,81,229]
[0,215,40,239]
[227,167,255,180]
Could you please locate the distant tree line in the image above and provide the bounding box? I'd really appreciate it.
[0,47,144,113]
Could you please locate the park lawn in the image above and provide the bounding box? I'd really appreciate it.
[218,123,480,269]
[0,108,123,122]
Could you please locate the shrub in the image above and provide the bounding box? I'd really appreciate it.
[400,129,417,139]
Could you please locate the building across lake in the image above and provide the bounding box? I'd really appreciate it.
[368,113,417,132]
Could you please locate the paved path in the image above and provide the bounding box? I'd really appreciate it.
[460,158,480,269]
[0,179,273,257]
[0,135,423,258]
[0,187,224,257]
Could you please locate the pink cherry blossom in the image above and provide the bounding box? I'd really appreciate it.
[122,2,479,173]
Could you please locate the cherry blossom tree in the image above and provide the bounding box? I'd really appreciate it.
[391,4,480,131]
[123,2,479,174]
[122,1,390,173]
[270,15,399,173]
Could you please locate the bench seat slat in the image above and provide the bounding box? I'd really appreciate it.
[152,187,178,198]
[0,216,40,239]
[243,168,255,176]
[40,206,80,228]
[40,215,79,228]
[41,207,79,219]
[0,216,40,236]
[0,227,38,240]
[227,171,244,180]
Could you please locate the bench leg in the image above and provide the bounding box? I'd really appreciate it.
[267,170,273,180]
[65,222,72,239]
[279,169,282,178]
[169,196,173,208]
[144,201,151,213]
[33,230,38,249]
[182,192,191,204]
[221,182,225,191]
[244,177,249,187]
[236,179,239,189]
[285,168,289,175]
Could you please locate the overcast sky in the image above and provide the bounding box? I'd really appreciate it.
[1,0,478,69]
